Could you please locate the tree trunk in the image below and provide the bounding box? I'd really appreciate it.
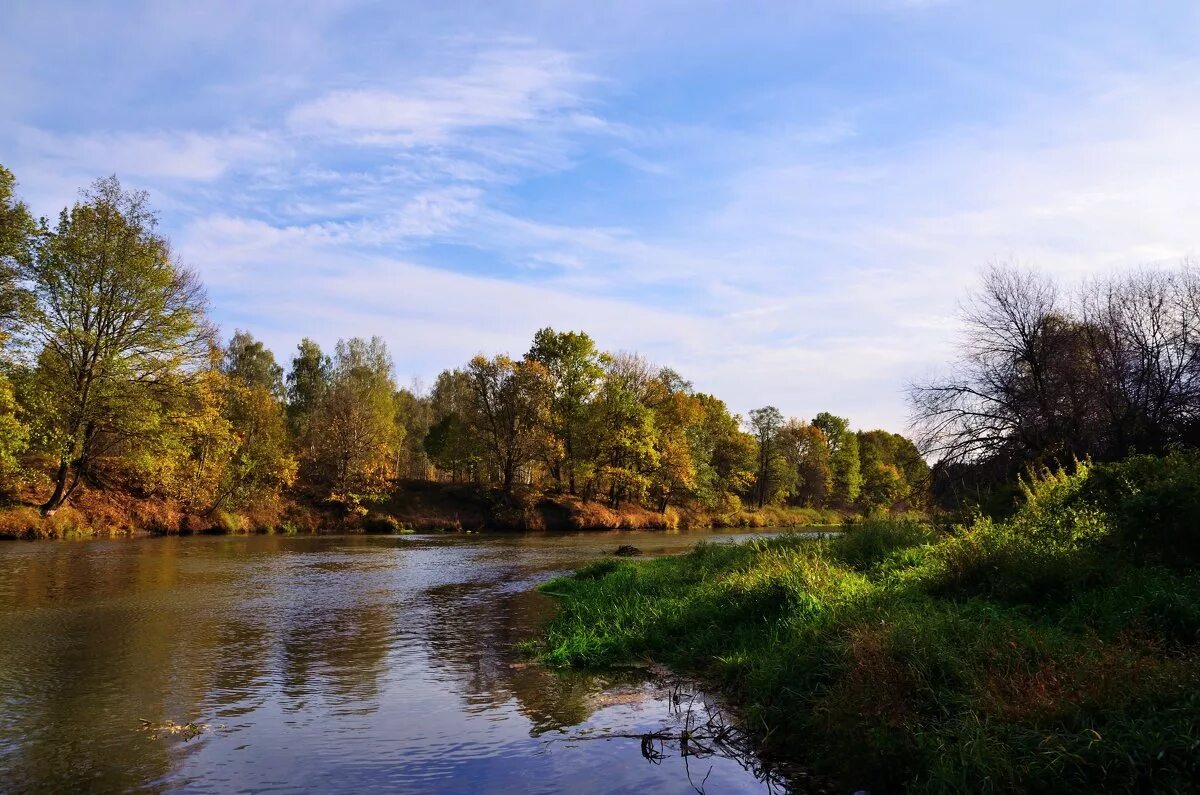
[41,459,72,514]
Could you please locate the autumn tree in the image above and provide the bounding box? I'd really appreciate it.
[777,420,832,506]
[466,354,550,495]
[310,337,400,499]
[217,332,295,510]
[21,176,210,512]
[0,375,28,497]
[646,370,699,511]
[0,165,34,494]
[126,348,236,511]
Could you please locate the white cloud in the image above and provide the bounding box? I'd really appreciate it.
[287,47,592,145]
[6,8,1200,437]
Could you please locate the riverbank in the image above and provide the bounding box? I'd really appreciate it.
[0,479,848,539]
[533,454,1200,791]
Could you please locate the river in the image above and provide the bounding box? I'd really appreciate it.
[0,529,804,793]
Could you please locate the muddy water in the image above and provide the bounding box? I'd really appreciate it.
[0,529,805,793]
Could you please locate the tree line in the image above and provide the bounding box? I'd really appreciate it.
[0,167,929,520]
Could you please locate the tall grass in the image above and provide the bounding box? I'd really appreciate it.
[535,457,1200,791]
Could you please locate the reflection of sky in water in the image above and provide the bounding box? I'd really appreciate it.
[0,530,804,793]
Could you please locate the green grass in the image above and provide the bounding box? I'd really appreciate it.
[533,458,1200,792]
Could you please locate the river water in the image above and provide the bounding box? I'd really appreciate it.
[0,529,799,793]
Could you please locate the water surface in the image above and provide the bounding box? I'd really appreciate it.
[0,529,800,793]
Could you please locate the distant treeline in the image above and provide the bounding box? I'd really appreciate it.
[0,167,929,521]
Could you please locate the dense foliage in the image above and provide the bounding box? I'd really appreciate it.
[0,166,927,528]
[537,458,1200,791]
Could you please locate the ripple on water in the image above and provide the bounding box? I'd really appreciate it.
[0,531,806,793]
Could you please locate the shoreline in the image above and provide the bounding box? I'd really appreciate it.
[0,481,851,540]
[531,460,1200,791]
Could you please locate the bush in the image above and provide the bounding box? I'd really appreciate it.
[361,513,402,534]
[921,464,1114,602]
[1083,452,1200,565]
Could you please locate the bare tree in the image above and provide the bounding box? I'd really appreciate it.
[909,264,1062,466]
[911,261,1200,481]
[1080,266,1200,456]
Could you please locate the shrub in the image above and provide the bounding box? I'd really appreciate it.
[1083,452,1200,565]
[361,513,402,534]
[921,464,1113,602]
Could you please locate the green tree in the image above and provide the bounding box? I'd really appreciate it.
[689,393,755,512]
[748,406,785,508]
[225,329,285,399]
[23,176,210,512]
[311,337,400,499]
[1,164,36,340]
[425,368,482,481]
[813,411,862,505]
[286,338,329,424]
[527,327,605,495]
[393,385,433,479]
[466,354,550,495]
[591,352,658,507]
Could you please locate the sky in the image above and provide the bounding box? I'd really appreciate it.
[2,1,1199,432]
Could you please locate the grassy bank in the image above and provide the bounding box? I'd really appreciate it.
[534,454,1200,791]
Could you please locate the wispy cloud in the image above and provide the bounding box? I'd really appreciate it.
[11,127,283,182]
[3,2,1199,432]
[287,47,593,145]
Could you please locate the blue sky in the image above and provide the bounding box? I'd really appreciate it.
[3,1,1199,431]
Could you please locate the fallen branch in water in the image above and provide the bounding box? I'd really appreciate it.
[544,682,804,794]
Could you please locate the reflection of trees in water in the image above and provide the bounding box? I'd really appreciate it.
[205,618,271,718]
[0,540,210,791]
[0,536,400,790]
[421,574,816,793]
[277,601,395,715]
[422,578,652,733]
[423,571,723,740]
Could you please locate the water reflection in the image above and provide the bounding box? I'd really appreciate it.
[0,530,806,793]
